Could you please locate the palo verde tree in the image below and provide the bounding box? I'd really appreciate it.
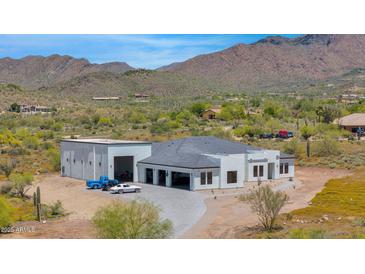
[8,172,34,199]
[240,185,289,231]
[92,200,173,239]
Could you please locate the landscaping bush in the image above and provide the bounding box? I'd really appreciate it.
[314,136,341,157]
[92,200,173,239]
[240,185,289,231]
[48,200,65,216]
[0,196,13,228]
[289,228,327,239]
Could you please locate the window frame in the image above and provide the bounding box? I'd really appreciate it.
[207,171,213,185]
[284,163,289,174]
[227,171,237,184]
[259,165,264,177]
[200,172,206,185]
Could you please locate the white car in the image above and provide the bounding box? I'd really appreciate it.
[110,183,142,194]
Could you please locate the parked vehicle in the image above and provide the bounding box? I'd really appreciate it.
[276,130,294,139]
[259,133,274,139]
[86,176,119,189]
[110,183,141,194]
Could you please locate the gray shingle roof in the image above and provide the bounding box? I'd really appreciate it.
[139,136,262,168]
[280,152,295,159]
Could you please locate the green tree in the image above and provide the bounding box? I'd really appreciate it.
[316,105,341,123]
[9,173,34,198]
[0,196,13,227]
[190,102,211,116]
[240,185,289,231]
[9,103,20,113]
[92,200,173,239]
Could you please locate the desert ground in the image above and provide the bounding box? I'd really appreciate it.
[0,167,352,239]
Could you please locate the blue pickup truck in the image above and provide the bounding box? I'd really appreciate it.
[86,176,119,189]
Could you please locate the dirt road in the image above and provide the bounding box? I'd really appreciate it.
[182,167,353,238]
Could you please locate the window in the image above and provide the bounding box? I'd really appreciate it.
[73,159,75,164]
[207,172,212,185]
[227,171,237,184]
[253,166,258,177]
[253,165,264,177]
[280,163,289,174]
[200,172,206,185]
[99,162,102,167]
[201,171,213,185]
[89,161,92,166]
[66,158,69,162]
[259,165,264,177]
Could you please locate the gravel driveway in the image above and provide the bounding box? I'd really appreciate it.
[31,175,206,238]
[105,183,206,238]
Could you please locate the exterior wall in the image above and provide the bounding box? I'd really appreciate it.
[202,110,216,119]
[206,154,246,189]
[60,142,108,180]
[137,163,200,190]
[279,158,295,178]
[246,150,280,182]
[108,144,152,181]
[192,168,220,190]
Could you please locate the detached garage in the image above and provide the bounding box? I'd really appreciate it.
[60,139,152,181]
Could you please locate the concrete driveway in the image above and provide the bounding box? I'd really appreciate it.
[110,183,206,238]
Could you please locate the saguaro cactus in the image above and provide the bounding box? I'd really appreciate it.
[33,186,42,222]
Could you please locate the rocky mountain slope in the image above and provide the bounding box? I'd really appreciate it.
[159,34,365,89]
[0,54,134,89]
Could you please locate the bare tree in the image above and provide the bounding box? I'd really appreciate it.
[240,185,289,231]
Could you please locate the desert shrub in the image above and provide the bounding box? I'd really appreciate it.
[48,200,65,216]
[92,200,173,239]
[240,185,289,231]
[23,136,40,150]
[314,136,341,157]
[98,117,113,127]
[283,138,303,157]
[0,182,12,195]
[0,158,17,177]
[353,217,365,227]
[190,102,211,116]
[9,173,34,198]
[289,228,327,239]
[0,196,13,228]
[47,148,60,171]
[150,120,171,134]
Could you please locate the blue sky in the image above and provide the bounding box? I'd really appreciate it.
[0,34,300,69]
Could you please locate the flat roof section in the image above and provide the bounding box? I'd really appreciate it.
[61,138,152,145]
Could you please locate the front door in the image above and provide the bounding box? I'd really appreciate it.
[158,170,166,186]
[268,163,275,180]
[145,168,153,184]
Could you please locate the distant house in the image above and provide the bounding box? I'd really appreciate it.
[92,97,120,101]
[19,104,52,114]
[338,113,365,133]
[201,108,221,120]
[134,93,150,99]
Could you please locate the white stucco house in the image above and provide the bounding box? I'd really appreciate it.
[60,136,295,191]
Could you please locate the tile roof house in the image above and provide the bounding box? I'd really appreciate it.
[338,113,365,133]
[60,136,295,191]
[201,108,221,119]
